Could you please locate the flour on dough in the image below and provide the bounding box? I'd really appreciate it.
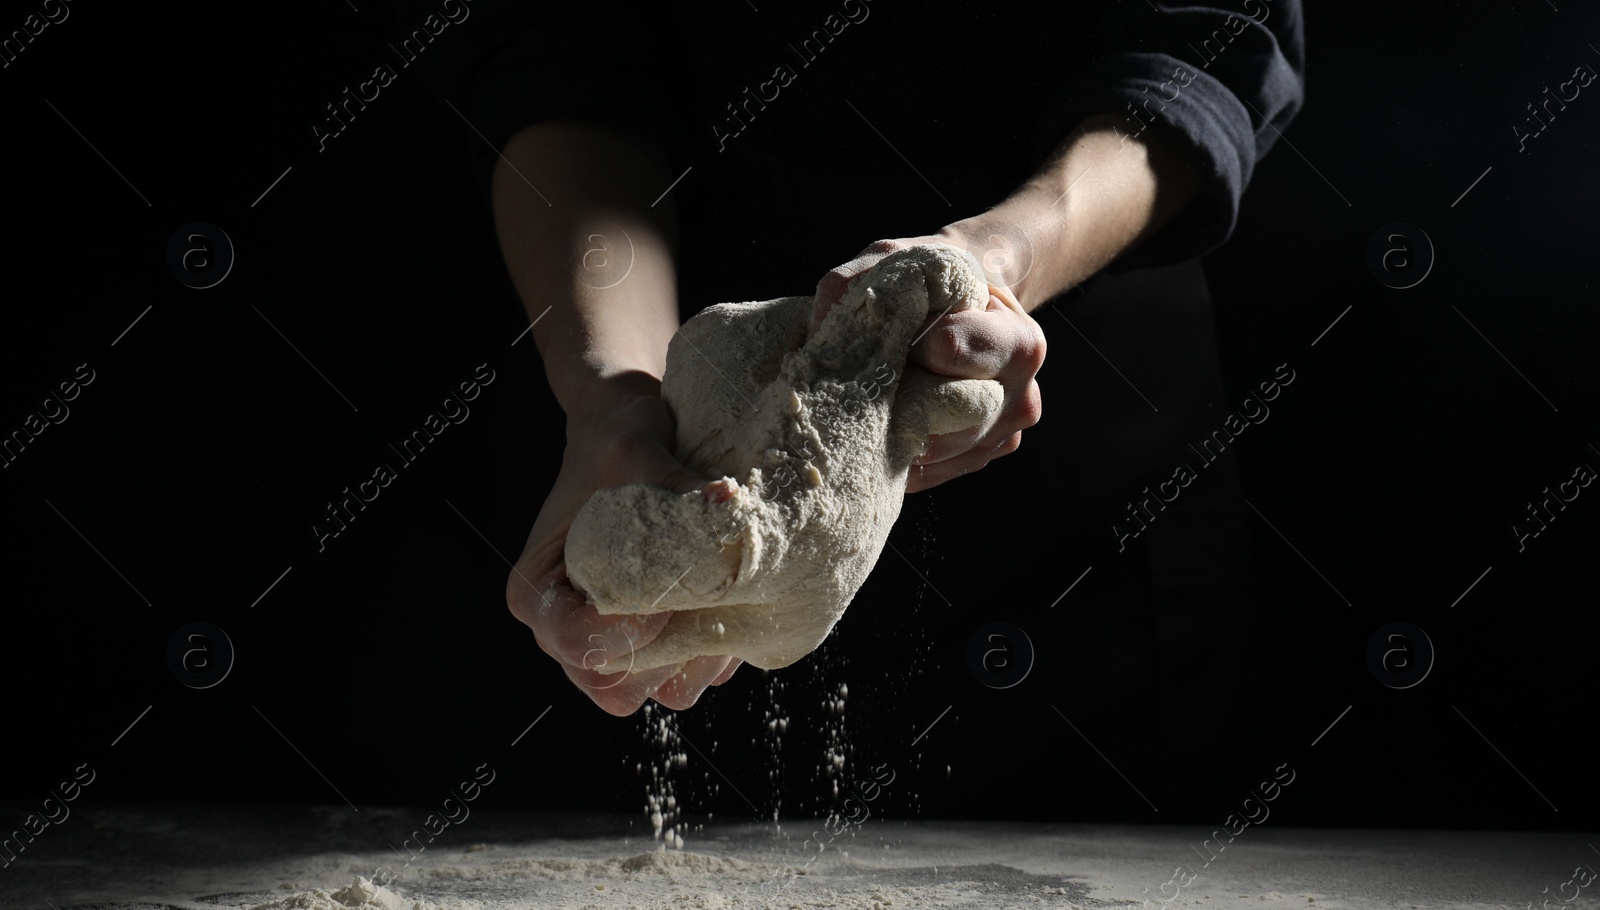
[565,244,1003,672]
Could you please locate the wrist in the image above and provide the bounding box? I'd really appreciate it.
[940,201,1063,308]
[531,248,678,422]
[554,364,664,428]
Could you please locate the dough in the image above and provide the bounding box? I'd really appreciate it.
[565,244,1004,673]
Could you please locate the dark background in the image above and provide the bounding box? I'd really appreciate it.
[1,0,1595,846]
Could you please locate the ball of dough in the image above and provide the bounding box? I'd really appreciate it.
[565,244,1004,673]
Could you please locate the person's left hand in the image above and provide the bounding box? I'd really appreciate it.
[505,381,743,715]
[811,230,1046,493]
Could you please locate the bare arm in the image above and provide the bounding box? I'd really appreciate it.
[495,122,742,715]
[492,121,680,416]
[814,115,1205,491]
[956,114,1203,310]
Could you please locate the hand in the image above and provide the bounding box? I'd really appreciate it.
[812,230,1046,493]
[504,376,742,715]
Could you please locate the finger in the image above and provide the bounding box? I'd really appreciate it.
[563,659,683,717]
[910,293,1048,383]
[987,376,1044,443]
[710,657,743,686]
[812,264,876,337]
[915,423,989,468]
[907,432,1021,493]
[989,283,1024,313]
[811,240,910,335]
[507,562,672,670]
[596,399,715,496]
[1002,307,1048,386]
[811,269,858,335]
[913,377,1040,467]
[910,307,1018,380]
[521,422,719,657]
[628,444,714,497]
[650,654,736,710]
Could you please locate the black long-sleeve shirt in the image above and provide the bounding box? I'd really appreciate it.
[395,0,1304,274]
[396,0,1306,508]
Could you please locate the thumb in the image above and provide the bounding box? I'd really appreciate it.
[655,458,739,504]
[634,443,713,497]
[660,466,713,497]
[811,268,854,337]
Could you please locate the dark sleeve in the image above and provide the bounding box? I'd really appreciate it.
[393,0,695,206]
[1027,0,1306,272]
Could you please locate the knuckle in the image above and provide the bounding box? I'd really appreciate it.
[589,686,638,717]
[1019,382,1044,428]
[506,570,541,620]
[818,270,851,297]
[930,325,964,370]
[1022,321,1048,373]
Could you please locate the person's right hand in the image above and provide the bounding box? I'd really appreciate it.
[504,375,743,716]
[811,232,1046,493]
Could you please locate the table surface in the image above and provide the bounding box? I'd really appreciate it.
[2,802,1591,910]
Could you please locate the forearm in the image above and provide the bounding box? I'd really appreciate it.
[946,113,1202,311]
[491,122,680,419]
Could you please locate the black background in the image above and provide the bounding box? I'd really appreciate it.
[1,0,1596,843]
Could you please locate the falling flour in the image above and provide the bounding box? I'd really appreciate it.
[244,253,998,910]
[639,702,689,850]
